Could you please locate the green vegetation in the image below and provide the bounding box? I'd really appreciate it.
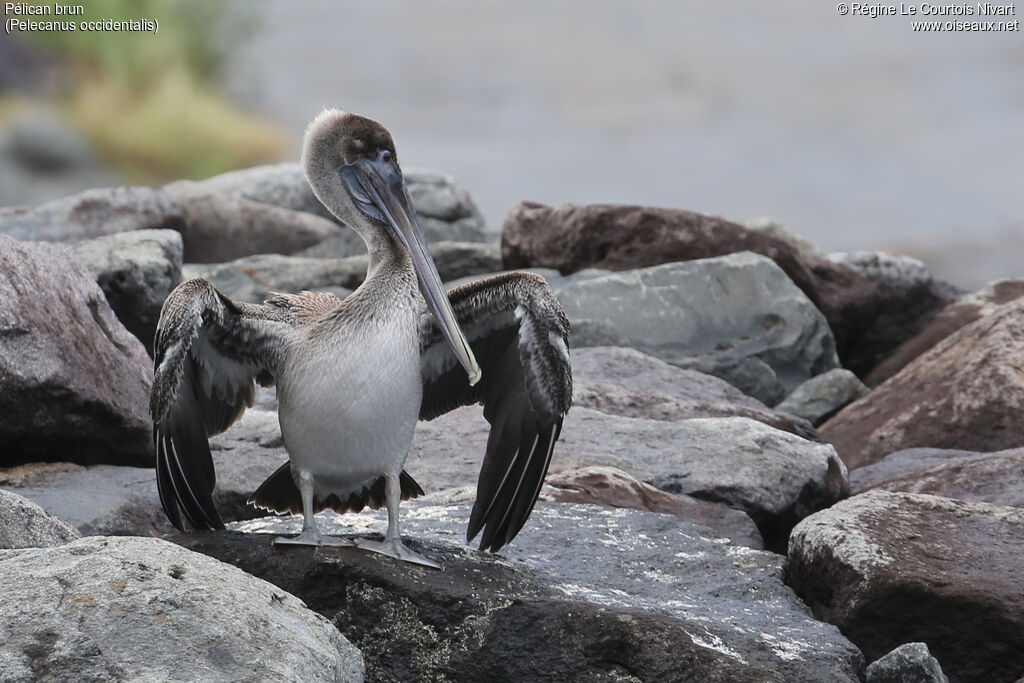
[22,0,285,182]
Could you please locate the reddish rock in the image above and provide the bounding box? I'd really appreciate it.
[820,296,1024,470]
[865,279,1024,387]
[542,466,764,548]
[787,491,1024,683]
[501,202,880,363]
[0,235,153,467]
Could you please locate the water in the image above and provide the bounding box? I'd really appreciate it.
[225,1,1023,283]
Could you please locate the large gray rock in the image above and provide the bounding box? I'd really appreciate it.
[411,408,846,552]
[571,346,819,439]
[171,503,864,682]
[405,167,494,243]
[71,229,183,353]
[0,186,186,243]
[787,490,1024,683]
[556,252,841,405]
[866,642,949,683]
[850,446,1024,508]
[164,182,344,263]
[0,463,172,537]
[0,235,153,467]
[775,369,870,426]
[183,254,359,304]
[0,536,364,682]
[0,489,79,549]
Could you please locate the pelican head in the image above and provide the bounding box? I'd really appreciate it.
[302,108,481,386]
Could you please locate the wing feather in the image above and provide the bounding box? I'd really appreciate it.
[151,278,300,531]
[419,272,572,552]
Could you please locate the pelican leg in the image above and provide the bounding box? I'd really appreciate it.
[354,472,441,569]
[274,471,352,547]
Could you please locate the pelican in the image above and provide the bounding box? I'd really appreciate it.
[150,109,572,567]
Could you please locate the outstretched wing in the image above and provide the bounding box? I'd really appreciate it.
[419,272,573,552]
[150,278,303,531]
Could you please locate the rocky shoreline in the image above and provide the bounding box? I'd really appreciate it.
[2,165,1020,681]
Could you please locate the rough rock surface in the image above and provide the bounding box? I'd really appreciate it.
[571,346,818,439]
[412,408,846,552]
[866,642,949,683]
[849,446,1024,507]
[0,186,186,243]
[0,488,79,549]
[183,254,360,304]
[501,202,880,363]
[164,182,343,263]
[0,536,364,682]
[171,503,864,682]
[0,235,153,467]
[540,466,764,548]
[828,251,962,377]
[820,297,1024,469]
[556,252,841,405]
[865,278,1024,387]
[0,463,172,537]
[786,490,1024,683]
[71,229,183,353]
[775,369,870,426]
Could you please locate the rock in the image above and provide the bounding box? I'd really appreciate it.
[0,186,186,243]
[866,642,948,683]
[787,491,1024,683]
[177,163,493,257]
[209,409,292,522]
[775,369,870,426]
[820,297,1024,470]
[0,536,364,681]
[163,182,343,263]
[745,216,824,259]
[6,108,99,172]
[0,463,172,537]
[0,489,79,549]
[571,346,819,440]
[865,278,1024,387]
[540,466,764,549]
[411,408,846,552]
[171,503,864,682]
[182,254,360,304]
[850,446,1024,507]
[71,229,183,353]
[501,202,880,364]
[555,252,841,405]
[828,251,962,377]
[296,241,502,284]
[0,235,153,467]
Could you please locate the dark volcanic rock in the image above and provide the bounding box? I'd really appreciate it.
[865,278,1024,387]
[541,465,764,548]
[571,346,819,439]
[787,490,1024,683]
[164,182,343,263]
[0,536,364,681]
[0,488,79,549]
[555,252,840,405]
[775,369,869,426]
[866,642,948,683]
[501,202,880,363]
[0,186,186,242]
[170,503,863,682]
[827,251,961,377]
[71,229,183,353]
[820,297,1024,470]
[850,446,1024,507]
[0,235,153,467]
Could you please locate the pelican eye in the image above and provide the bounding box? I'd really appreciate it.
[379,149,393,164]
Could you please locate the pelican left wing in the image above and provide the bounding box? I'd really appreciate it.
[419,272,573,552]
[150,278,298,531]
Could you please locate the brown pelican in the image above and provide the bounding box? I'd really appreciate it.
[150,109,572,567]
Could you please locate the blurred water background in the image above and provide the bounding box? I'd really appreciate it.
[2,0,1022,288]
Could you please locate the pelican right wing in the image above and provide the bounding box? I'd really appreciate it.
[151,278,301,531]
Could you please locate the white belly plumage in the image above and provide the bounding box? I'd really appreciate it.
[276,317,422,497]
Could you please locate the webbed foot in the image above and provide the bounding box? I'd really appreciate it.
[274,528,353,547]
[353,537,441,569]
